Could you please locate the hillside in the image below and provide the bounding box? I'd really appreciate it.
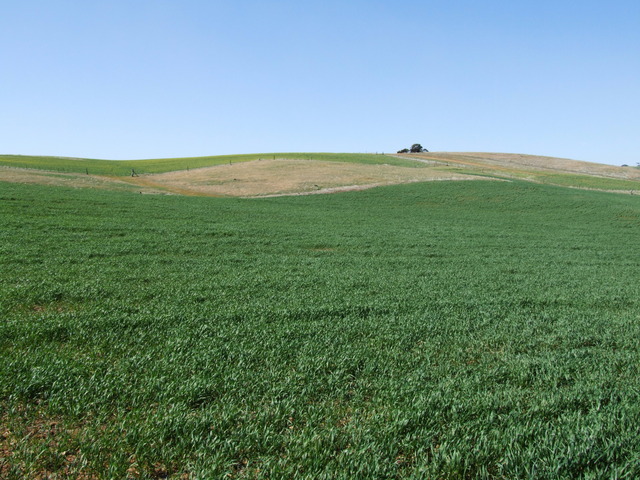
[406,151,640,179]
[1,152,639,196]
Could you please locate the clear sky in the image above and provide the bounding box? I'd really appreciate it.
[2,0,638,165]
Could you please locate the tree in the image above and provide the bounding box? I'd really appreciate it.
[397,143,429,153]
[410,143,428,153]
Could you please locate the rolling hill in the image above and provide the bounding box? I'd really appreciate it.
[1,152,638,197]
[2,153,640,477]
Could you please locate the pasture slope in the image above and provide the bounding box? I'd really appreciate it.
[1,152,640,478]
[1,151,639,196]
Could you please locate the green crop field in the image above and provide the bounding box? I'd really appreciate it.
[2,178,640,478]
[0,152,417,176]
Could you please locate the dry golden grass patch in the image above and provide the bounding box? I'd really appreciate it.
[132,158,488,197]
[407,152,640,180]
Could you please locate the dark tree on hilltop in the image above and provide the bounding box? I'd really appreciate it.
[397,144,429,153]
[411,143,428,153]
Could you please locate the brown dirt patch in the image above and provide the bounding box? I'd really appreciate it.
[128,159,490,197]
[1,408,98,479]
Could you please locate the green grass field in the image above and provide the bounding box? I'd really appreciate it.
[0,152,418,176]
[2,178,640,478]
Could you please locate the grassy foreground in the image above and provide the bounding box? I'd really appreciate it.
[0,152,415,176]
[1,179,640,478]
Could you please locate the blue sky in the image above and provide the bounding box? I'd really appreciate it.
[1,1,638,165]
